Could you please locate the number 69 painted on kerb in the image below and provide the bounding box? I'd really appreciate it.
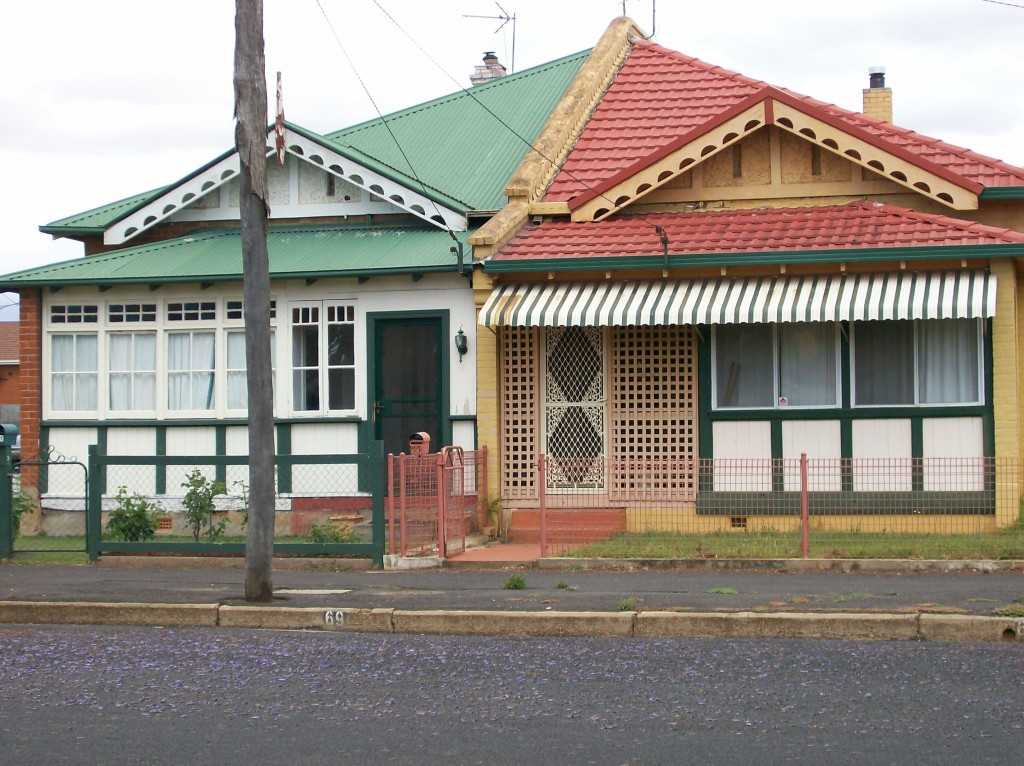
[323,609,346,626]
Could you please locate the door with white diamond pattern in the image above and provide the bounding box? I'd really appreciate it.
[543,327,606,491]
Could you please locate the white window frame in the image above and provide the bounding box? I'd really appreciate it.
[287,299,358,417]
[107,300,158,325]
[48,331,100,414]
[166,329,218,415]
[166,299,217,323]
[107,330,158,416]
[850,319,985,408]
[711,323,842,411]
[224,328,277,415]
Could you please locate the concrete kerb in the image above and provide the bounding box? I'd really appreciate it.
[2,601,1024,642]
[537,558,1024,574]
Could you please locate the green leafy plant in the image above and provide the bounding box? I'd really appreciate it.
[233,480,250,530]
[556,581,570,590]
[618,596,638,611]
[106,486,160,542]
[181,469,226,542]
[504,574,526,590]
[308,520,355,544]
[11,489,36,537]
[707,586,738,596]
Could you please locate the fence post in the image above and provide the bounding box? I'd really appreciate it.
[0,444,12,558]
[478,444,488,529]
[369,440,386,569]
[538,454,547,558]
[799,451,809,559]
[436,453,446,558]
[398,454,408,557]
[87,444,102,562]
[386,453,395,555]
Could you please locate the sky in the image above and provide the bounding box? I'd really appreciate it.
[1,0,1022,320]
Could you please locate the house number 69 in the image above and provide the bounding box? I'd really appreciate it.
[324,609,346,626]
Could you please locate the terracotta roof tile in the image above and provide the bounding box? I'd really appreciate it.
[494,201,1024,263]
[0,323,18,363]
[546,42,1024,201]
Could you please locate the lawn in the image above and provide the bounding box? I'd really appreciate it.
[564,529,1024,560]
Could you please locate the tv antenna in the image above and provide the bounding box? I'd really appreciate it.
[463,3,517,73]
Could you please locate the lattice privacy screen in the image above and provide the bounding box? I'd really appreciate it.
[500,327,538,498]
[610,326,698,499]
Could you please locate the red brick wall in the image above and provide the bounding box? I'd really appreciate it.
[19,289,41,486]
[0,365,18,405]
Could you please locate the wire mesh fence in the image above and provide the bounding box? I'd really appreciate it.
[386,447,487,557]
[525,455,1024,559]
[8,458,90,553]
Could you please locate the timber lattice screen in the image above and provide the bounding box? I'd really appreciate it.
[501,327,538,498]
[610,326,698,500]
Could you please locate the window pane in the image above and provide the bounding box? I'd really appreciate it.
[76,335,98,372]
[77,373,98,410]
[292,325,318,367]
[135,372,156,410]
[109,335,131,372]
[135,334,156,371]
[854,321,914,405]
[168,373,190,410]
[168,334,190,371]
[328,368,355,411]
[715,324,773,408]
[109,373,131,410]
[328,324,354,366]
[52,373,74,410]
[227,331,246,369]
[192,332,215,370]
[918,319,979,404]
[779,323,837,407]
[293,369,320,411]
[192,372,215,410]
[52,336,74,372]
[228,371,248,410]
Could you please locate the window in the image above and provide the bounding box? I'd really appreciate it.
[51,334,98,411]
[109,333,156,411]
[50,304,98,324]
[167,301,216,321]
[167,331,215,410]
[327,305,355,410]
[226,299,276,321]
[226,330,275,410]
[714,323,838,409]
[292,306,320,411]
[853,319,981,406]
[291,303,356,413]
[108,303,156,323]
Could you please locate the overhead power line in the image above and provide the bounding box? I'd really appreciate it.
[368,0,619,209]
[313,0,460,246]
[981,0,1024,8]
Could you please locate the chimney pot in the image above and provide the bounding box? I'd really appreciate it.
[868,66,886,89]
[470,51,507,86]
[862,66,892,123]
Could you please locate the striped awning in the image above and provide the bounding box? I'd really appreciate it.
[479,270,996,327]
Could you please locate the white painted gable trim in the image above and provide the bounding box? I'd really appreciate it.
[104,128,466,246]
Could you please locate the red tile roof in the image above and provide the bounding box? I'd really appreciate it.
[0,323,18,363]
[493,201,1024,263]
[546,42,1024,201]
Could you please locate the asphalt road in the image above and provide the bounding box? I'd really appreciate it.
[3,565,1024,614]
[1,625,1022,765]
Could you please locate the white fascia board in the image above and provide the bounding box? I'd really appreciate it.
[105,129,466,246]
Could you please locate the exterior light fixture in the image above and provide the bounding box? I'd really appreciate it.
[455,327,469,362]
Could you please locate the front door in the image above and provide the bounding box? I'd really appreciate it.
[373,318,443,456]
[543,326,606,491]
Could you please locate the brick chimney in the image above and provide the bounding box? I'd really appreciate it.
[862,66,893,123]
[470,51,507,86]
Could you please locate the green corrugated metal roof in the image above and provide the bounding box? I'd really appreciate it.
[41,50,589,234]
[3,224,469,288]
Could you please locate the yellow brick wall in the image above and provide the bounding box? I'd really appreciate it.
[473,273,501,504]
[990,258,1021,527]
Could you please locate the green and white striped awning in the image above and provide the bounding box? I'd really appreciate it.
[479,271,997,327]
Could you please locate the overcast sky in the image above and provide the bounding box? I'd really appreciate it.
[1,0,1022,319]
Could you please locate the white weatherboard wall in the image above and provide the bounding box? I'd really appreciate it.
[45,427,96,497]
[781,420,841,491]
[852,419,913,491]
[225,426,279,492]
[291,423,359,495]
[166,427,217,491]
[42,273,476,427]
[107,427,157,496]
[923,417,984,491]
[712,421,771,491]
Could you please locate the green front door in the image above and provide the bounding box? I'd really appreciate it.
[373,318,444,456]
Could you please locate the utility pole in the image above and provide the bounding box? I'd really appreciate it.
[234,0,276,601]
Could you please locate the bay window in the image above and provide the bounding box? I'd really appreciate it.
[167,331,216,411]
[713,323,838,409]
[853,319,981,406]
[51,334,98,411]
[109,332,156,411]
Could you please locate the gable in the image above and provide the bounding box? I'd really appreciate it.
[103,125,468,246]
[548,41,1024,213]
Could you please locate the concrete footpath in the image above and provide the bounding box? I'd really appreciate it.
[1,563,1023,643]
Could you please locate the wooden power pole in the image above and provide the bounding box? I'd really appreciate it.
[234,0,276,601]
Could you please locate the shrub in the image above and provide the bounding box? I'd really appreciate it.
[504,574,526,590]
[11,489,36,537]
[308,520,355,544]
[181,469,227,542]
[106,486,161,542]
[233,480,250,530]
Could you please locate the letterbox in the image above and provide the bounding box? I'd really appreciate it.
[408,432,431,456]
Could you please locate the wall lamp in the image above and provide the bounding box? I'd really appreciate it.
[455,327,469,363]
